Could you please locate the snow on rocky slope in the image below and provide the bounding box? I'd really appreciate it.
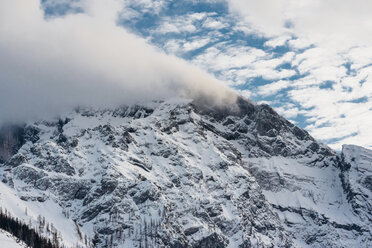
[0,96,371,247]
[340,145,372,226]
[0,229,27,248]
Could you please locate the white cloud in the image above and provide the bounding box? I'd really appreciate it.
[156,22,196,34]
[288,81,372,149]
[154,12,209,34]
[236,89,252,99]
[228,0,372,47]
[227,0,372,149]
[192,45,296,86]
[203,17,228,29]
[274,105,300,119]
[257,80,290,96]
[182,38,212,52]
[164,37,212,55]
[264,35,291,48]
[120,0,166,17]
[0,0,234,124]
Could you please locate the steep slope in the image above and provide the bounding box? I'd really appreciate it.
[193,98,371,247]
[0,230,27,248]
[340,145,372,225]
[0,97,370,247]
[0,125,25,163]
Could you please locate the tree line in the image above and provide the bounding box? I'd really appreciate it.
[0,208,59,248]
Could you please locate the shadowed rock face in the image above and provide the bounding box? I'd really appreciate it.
[191,96,256,120]
[0,97,370,248]
[0,125,25,163]
[192,96,334,159]
[339,145,372,223]
[0,123,42,163]
[193,97,304,140]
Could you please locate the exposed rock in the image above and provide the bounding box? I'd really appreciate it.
[0,97,370,248]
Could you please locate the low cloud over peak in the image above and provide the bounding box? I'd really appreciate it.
[0,0,234,124]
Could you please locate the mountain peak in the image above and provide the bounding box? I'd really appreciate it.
[0,97,370,247]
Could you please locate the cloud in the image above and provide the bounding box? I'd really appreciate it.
[227,0,372,46]
[227,0,372,149]
[264,35,291,48]
[257,80,290,96]
[288,81,372,149]
[48,0,370,150]
[154,13,208,34]
[124,0,166,15]
[202,17,229,30]
[0,0,234,124]
[192,45,296,86]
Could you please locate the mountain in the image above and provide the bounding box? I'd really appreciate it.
[0,96,371,247]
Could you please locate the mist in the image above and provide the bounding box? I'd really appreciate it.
[0,0,235,124]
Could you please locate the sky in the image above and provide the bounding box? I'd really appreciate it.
[0,0,234,125]
[1,0,371,150]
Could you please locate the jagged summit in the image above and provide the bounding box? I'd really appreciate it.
[0,96,371,247]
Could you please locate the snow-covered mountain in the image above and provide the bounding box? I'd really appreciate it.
[0,96,371,247]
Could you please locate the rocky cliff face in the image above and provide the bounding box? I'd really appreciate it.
[339,145,372,225]
[0,125,26,163]
[0,97,370,247]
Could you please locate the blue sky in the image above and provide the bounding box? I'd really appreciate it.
[3,0,372,150]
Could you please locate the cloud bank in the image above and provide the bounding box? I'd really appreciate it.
[0,0,233,124]
[228,0,372,46]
